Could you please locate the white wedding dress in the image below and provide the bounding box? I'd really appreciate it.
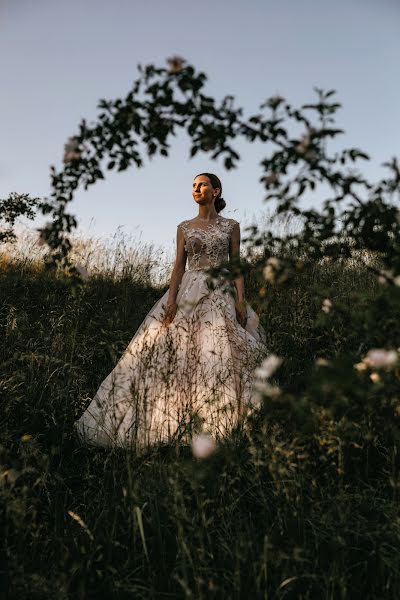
[74,215,268,450]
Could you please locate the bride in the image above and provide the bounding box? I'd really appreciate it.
[74,173,268,450]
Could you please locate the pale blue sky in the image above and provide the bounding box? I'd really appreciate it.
[1,0,399,252]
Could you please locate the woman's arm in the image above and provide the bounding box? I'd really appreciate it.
[162,225,187,326]
[229,221,247,327]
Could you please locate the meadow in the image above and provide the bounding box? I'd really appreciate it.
[1,226,399,599]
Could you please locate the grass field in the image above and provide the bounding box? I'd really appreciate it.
[1,228,399,599]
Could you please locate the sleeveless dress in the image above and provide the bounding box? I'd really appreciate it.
[74,215,268,450]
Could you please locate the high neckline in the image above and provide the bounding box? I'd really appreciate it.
[192,215,222,225]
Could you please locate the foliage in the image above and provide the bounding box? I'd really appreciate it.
[0,192,42,244]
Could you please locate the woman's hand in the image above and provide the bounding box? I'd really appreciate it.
[162,302,177,327]
[235,300,248,329]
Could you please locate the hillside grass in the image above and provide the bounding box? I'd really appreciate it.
[1,231,398,600]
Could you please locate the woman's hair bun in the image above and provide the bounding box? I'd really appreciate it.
[214,196,226,213]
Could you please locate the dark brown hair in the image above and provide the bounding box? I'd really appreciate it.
[195,173,226,213]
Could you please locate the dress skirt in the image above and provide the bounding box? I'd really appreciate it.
[74,268,267,450]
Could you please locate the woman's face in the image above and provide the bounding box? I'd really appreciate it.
[192,175,220,206]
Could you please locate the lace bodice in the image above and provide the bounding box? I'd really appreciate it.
[178,215,239,271]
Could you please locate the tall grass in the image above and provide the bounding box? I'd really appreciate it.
[0,224,173,286]
[1,227,398,599]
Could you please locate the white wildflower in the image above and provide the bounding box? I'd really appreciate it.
[364,348,398,369]
[191,433,216,459]
[265,384,281,398]
[321,298,332,314]
[263,265,275,282]
[251,381,281,408]
[63,136,82,164]
[378,269,393,285]
[250,392,262,409]
[262,257,280,283]
[267,257,280,267]
[354,361,368,372]
[254,381,281,397]
[254,354,283,380]
[370,372,381,383]
[315,357,330,367]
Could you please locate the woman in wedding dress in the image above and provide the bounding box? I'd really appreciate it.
[74,173,268,450]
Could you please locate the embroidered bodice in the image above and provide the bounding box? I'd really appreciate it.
[178,215,239,271]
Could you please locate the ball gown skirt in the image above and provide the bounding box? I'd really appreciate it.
[73,270,267,450]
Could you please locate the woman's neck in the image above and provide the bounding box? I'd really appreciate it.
[197,206,219,221]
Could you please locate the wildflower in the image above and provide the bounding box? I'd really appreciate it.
[265,384,281,398]
[267,257,280,267]
[378,269,393,285]
[262,173,279,186]
[191,433,216,459]
[252,354,283,407]
[263,257,280,283]
[296,133,311,155]
[354,361,368,372]
[321,298,332,314]
[20,434,32,442]
[370,372,381,383]
[364,348,398,368]
[268,95,284,109]
[251,380,281,408]
[63,136,82,164]
[254,354,283,379]
[315,357,330,367]
[253,381,281,397]
[166,55,186,74]
[263,265,274,282]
